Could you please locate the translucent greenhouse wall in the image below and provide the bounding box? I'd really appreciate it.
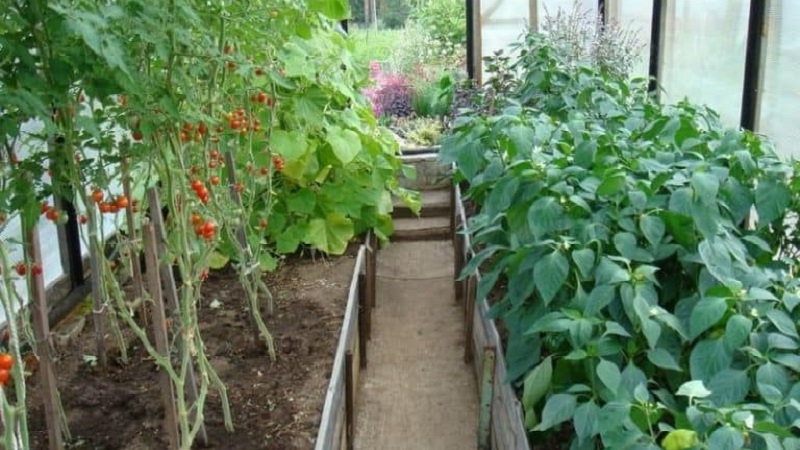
[474,0,800,159]
[476,0,533,81]
[760,1,800,159]
[0,117,126,325]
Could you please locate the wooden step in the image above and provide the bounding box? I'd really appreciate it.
[392,216,451,242]
[393,189,451,219]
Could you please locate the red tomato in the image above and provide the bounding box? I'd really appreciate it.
[116,195,129,209]
[0,354,14,371]
[91,189,104,203]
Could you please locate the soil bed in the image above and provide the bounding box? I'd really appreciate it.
[27,246,358,450]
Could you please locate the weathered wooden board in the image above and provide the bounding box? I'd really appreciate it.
[315,246,366,450]
[456,183,532,450]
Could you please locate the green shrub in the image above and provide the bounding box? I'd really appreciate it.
[410,0,466,55]
[411,73,455,117]
[392,116,443,147]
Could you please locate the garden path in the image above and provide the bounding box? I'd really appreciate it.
[353,239,478,449]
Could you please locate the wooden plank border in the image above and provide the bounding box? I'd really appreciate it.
[314,241,368,450]
[454,183,532,450]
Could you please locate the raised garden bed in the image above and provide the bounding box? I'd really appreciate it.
[398,151,450,192]
[314,234,376,450]
[26,242,367,450]
[452,182,531,450]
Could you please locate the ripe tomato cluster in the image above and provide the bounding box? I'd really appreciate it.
[180,121,209,143]
[0,353,13,386]
[221,107,264,135]
[191,179,210,204]
[92,189,136,215]
[249,91,274,107]
[41,203,63,223]
[272,154,285,172]
[207,148,225,169]
[14,262,42,277]
[191,213,216,240]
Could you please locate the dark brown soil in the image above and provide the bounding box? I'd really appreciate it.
[26,247,358,450]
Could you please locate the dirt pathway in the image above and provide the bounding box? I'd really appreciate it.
[354,240,478,450]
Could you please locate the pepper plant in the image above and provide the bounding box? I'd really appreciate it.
[443,32,800,450]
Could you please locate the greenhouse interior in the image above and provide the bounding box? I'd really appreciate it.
[0,0,799,449]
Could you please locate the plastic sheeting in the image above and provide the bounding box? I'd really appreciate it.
[759,0,800,159]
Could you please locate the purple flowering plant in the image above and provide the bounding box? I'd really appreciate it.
[363,61,414,118]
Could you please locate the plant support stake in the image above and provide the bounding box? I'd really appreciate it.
[146,188,208,445]
[143,223,181,450]
[477,347,496,450]
[28,226,64,450]
[122,159,147,326]
[86,194,108,370]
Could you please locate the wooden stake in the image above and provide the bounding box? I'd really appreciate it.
[477,347,497,450]
[146,188,208,445]
[142,223,180,450]
[85,193,109,367]
[454,226,465,305]
[28,226,64,450]
[86,200,108,370]
[121,159,147,327]
[464,276,476,364]
[145,189,178,312]
[449,179,456,240]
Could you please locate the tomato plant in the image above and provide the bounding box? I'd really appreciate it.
[1,0,417,447]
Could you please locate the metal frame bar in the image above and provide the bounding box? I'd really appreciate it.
[598,0,607,24]
[740,0,768,131]
[466,0,475,79]
[648,0,667,94]
[62,198,85,287]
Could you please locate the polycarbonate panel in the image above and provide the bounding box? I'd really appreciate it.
[479,0,532,82]
[537,0,597,26]
[607,0,653,79]
[758,0,800,159]
[661,1,749,127]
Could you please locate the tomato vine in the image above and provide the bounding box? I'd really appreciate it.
[1,0,414,447]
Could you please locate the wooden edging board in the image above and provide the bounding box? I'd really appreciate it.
[454,180,532,450]
[315,232,375,450]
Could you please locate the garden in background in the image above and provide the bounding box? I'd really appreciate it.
[347,0,471,150]
[443,4,800,450]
